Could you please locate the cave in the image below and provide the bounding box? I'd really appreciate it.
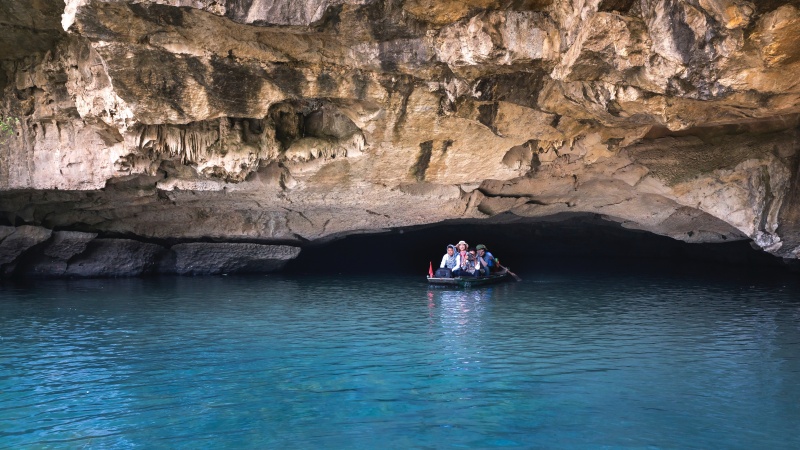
[286,214,792,276]
[4,1,800,446]
[2,0,800,275]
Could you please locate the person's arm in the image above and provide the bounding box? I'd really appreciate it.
[440,254,448,268]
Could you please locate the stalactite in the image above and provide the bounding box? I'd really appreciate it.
[137,121,221,163]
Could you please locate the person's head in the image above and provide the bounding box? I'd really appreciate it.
[469,249,476,255]
[456,240,468,252]
[476,244,486,255]
[446,244,455,255]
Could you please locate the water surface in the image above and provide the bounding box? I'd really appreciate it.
[1,268,799,448]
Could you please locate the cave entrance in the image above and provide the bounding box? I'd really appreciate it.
[284,214,786,276]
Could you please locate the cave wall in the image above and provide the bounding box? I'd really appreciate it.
[2,0,800,276]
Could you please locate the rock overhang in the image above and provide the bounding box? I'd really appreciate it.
[2,0,800,277]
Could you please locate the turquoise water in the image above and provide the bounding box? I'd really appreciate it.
[1,269,800,448]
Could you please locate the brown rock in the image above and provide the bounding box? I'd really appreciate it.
[2,0,800,267]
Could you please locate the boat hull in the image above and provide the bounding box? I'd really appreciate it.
[427,270,511,288]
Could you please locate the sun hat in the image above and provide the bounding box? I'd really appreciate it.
[476,244,486,251]
[456,240,468,248]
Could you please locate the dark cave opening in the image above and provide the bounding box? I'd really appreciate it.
[285,214,793,276]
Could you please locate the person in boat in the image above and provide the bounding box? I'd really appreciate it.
[438,244,458,276]
[454,240,468,265]
[469,249,486,277]
[452,240,474,277]
[471,249,490,277]
[475,244,496,275]
[454,246,481,278]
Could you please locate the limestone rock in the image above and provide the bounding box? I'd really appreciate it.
[0,226,15,242]
[171,243,301,275]
[64,239,167,277]
[435,11,560,69]
[0,226,53,268]
[0,0,64,61]
[18,231,98,276]
[2,0,800,268]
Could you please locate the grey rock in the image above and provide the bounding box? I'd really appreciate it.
[0,0,63,61]
[21,258,70,277]
[44,231,97,259]
[0,226,15,242]
[19,231,98,276]
[172,243,301,275]
[65,239,167,277]
[0,225,53,266]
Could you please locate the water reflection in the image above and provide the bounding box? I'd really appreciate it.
[431,288,491,331]
[427,287,496,375]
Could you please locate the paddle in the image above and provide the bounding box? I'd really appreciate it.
[496,262,521,281]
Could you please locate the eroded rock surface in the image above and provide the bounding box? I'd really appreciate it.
[0,224,303,278]
[172,243,301,275]
[0,225,52,269]
[22,230,98,276]
[63,238,168,277]
[2,0,800,276]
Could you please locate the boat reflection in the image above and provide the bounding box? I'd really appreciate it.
[426,287,498,373]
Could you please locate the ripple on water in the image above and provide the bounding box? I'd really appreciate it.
[1,273,799,448]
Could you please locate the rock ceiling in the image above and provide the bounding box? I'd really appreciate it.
[1,0,800,273]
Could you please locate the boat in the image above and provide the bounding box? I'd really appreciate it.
[427,268,512,288]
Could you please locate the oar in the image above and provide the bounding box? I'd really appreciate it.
[497,263,521,281]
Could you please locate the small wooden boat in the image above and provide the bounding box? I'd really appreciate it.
[427,268,512,288]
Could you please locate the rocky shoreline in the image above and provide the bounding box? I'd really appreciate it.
[0,225,300,277]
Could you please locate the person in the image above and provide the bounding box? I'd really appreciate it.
[452,240,476,277]
[440,244,458,270]
[471,249,490,277]
[468,249,484,277]
[475,244,495,274]
[436,244,458,277]
[455,240,469,269]
[454,247,481,278]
